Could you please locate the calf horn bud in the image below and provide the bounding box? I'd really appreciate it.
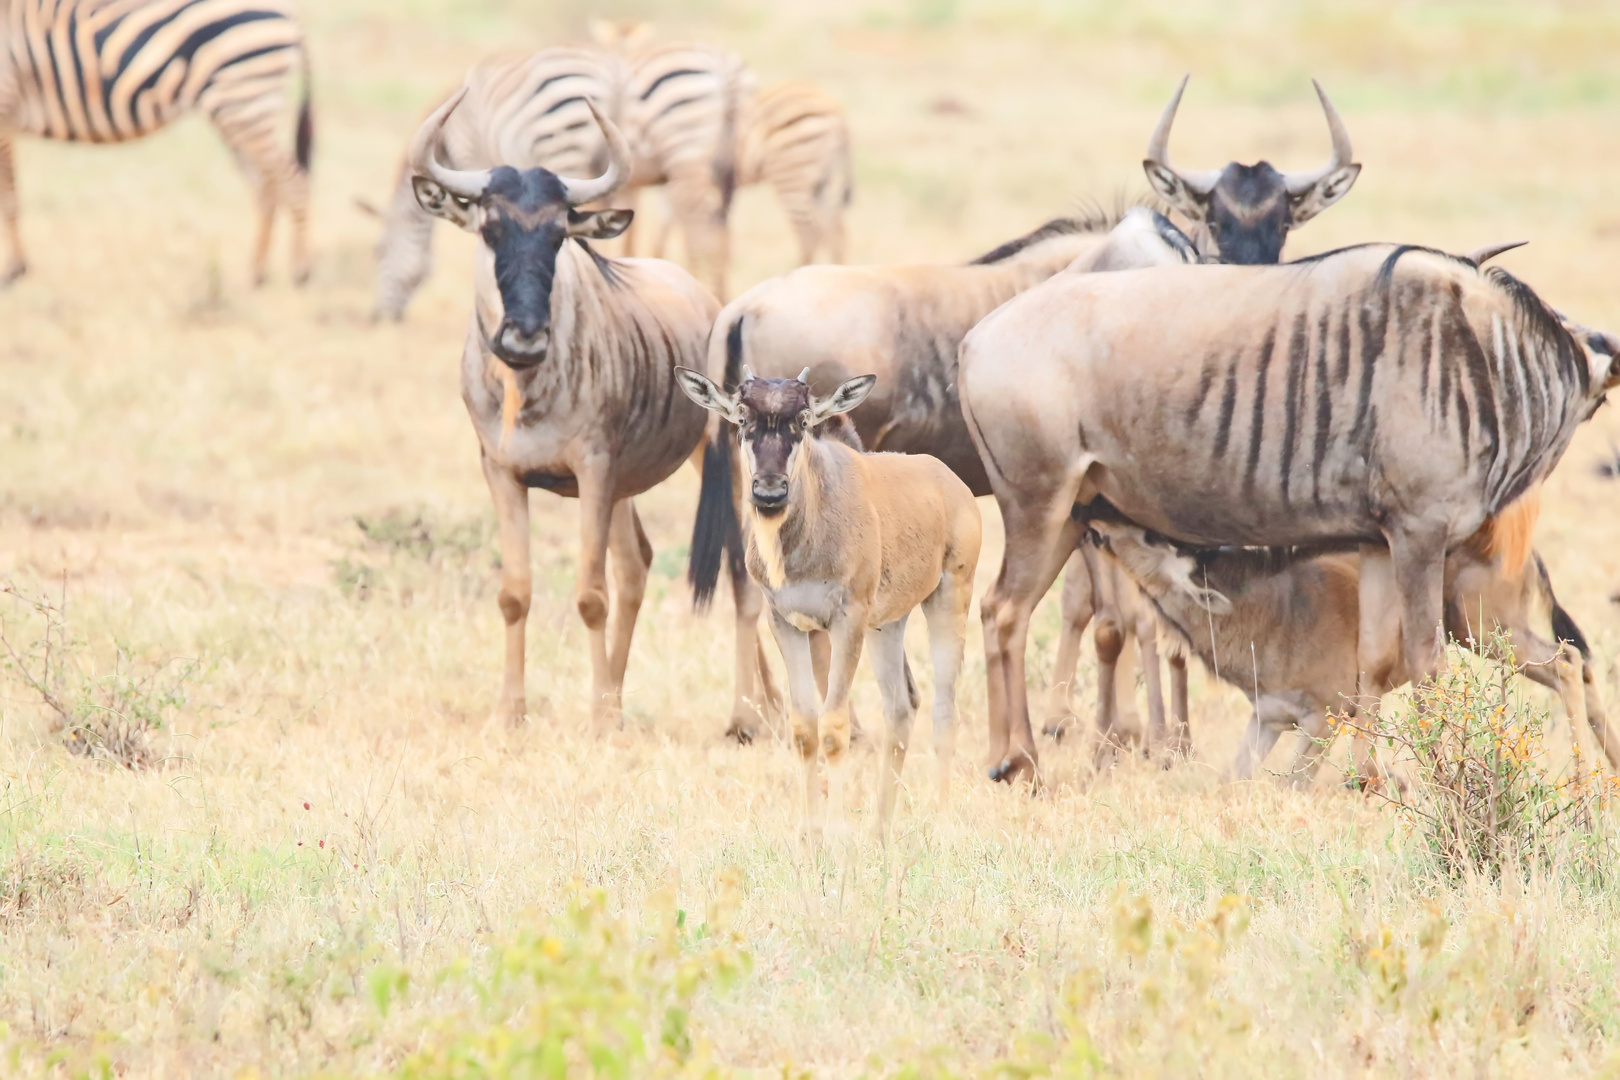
[408,87,492,199]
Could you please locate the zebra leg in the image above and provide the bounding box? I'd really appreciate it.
[206,105,291,286]
[483,452,532,726]
[1041,548,1094,741]
[0,131,24,285]
[665,167,729,298]
[604,499,653,722]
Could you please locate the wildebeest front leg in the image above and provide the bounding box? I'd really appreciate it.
[820,609,867,838]
[574,459,621,728]
[867,616,915,838]
[1042,550,1095,741]
[0,132,24,286]
[1389,528,1449,684]
[483,454,532,725]
[604,499,653,718]
[769,610,823,837]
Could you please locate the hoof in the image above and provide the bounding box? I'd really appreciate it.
[1042,717,1075,743]
[292,265,312,288]
[725,718,759,745]
[0,261,25,287]
[495,698,527,727]
[988,749,1039,786]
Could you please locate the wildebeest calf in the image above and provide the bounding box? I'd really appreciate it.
[676,368,981,839]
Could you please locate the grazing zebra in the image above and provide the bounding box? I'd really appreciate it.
[649,80,851,268]
[0,0,314,286]
[368,47,623,322]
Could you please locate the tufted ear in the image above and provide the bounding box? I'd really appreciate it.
[1288,163,1361,226]
[412,177,477,230]
[568,208,634,239]
[674,367,745,424]
[808,375,876,426]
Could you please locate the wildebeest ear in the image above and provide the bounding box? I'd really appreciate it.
[809,374,877,425]
[1288,163,1361,226]
[674,366,745,423]
[568,208,634,240]
[412,177,477,229]
[1142,161,1209,221]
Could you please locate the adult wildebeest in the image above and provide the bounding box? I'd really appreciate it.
[689,206,1197,740]
[1089,508,1618,784]
[407,84,721,728]
[963,244,1620,783]
[1142,76,1360,266]
[676,368,981,840]
[1,0,313,286]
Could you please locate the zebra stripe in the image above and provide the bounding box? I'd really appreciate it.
[0,0,312,283]
[737,81,851,264]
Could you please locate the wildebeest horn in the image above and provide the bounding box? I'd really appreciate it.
[558,100,632,206]
[742,364,756,382]
[353,196,383,218]
[1282,80,1356,196]
[408,87,492,200]
[1144,75,1221,197]
[797,367,811,384]
[1466,240,1528,266]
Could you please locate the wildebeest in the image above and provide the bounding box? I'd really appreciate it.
[676,368,981,839]
[1089,510,1618,784]
[1,0,313,286]
[688,206,1196,740]
[1142,76,1360,266]
[367,47,623,322]
[962,244,1620,783]
[407,84,723,728]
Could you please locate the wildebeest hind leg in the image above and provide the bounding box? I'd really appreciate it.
[1389,528,1449,686]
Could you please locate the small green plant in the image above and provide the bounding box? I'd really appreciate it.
[0,580,195,769]
[333,507,498,603]
[1352,636,1613,880]
[380,875,751,1080]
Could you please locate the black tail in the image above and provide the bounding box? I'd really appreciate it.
[688,316,748,609]
[1538,553,1590,658]
[295,47,314,172]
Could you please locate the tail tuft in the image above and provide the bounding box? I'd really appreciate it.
[689,430,741,609]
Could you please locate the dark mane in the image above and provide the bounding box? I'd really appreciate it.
[968,195,1159,265]
[1483,266,1587,395]
[576,238,624,288]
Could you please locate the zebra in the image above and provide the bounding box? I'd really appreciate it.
[367,46,624,322]
[646,80,851,268]
[0,0,314,286]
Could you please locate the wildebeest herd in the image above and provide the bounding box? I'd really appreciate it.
[5,2,1619,840]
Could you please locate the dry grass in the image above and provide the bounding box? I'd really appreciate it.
[4,0,1620,1075]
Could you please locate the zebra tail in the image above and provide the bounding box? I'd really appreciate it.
[295,45,314,173]
[688,314,748,609]
[712,60,746,218]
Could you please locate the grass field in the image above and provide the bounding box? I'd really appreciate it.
[6,1,1620,1075]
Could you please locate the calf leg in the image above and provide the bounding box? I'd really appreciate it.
[867,615,916,837]
[604,500,653,720]
[922,563,972,813]
[1351,545,1404,787]
[0,131,24,285]
[726,562,772,743]
[769,611,823,838]
[1582,666,1620,771]
[819,607,868,838]
[482,454,531,725]
[1286,708,1339,788]
[1225,697,1290,783]
[1166,651,1192,758]
[811,629,864,743]
[1042,549,1094,741]
[1134,602,1167,751]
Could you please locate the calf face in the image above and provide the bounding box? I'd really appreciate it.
[675,367,876,514]
[1143,76,1360,265]
[408,90,634,368]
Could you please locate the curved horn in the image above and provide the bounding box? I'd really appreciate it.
[1144,75,1220,196]
[407,87,491,200]
[797,367,811,384]
[1282,79,1356,195]
[741,364,756,382]
[1466,240,1528,266]
[559,100,632,206]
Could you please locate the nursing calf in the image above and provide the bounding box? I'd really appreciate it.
[676,368,981,838]
[1089,517,1618,785]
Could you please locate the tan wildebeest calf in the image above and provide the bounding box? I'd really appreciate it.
[1089,506,1618,786]
[675,368,981,839]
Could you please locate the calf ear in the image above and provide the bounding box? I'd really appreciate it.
[1142,162,1209,221]
[1289,163,1361,226]
[810,374,877,425]
[675,366,744,424]
[568,208,634,240]
[1191,585,1234,616]
[412,177,477,229]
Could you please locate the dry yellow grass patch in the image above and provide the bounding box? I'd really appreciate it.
[4,1,1620,1075]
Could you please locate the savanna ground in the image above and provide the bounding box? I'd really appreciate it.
[6,1,1620,1076]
